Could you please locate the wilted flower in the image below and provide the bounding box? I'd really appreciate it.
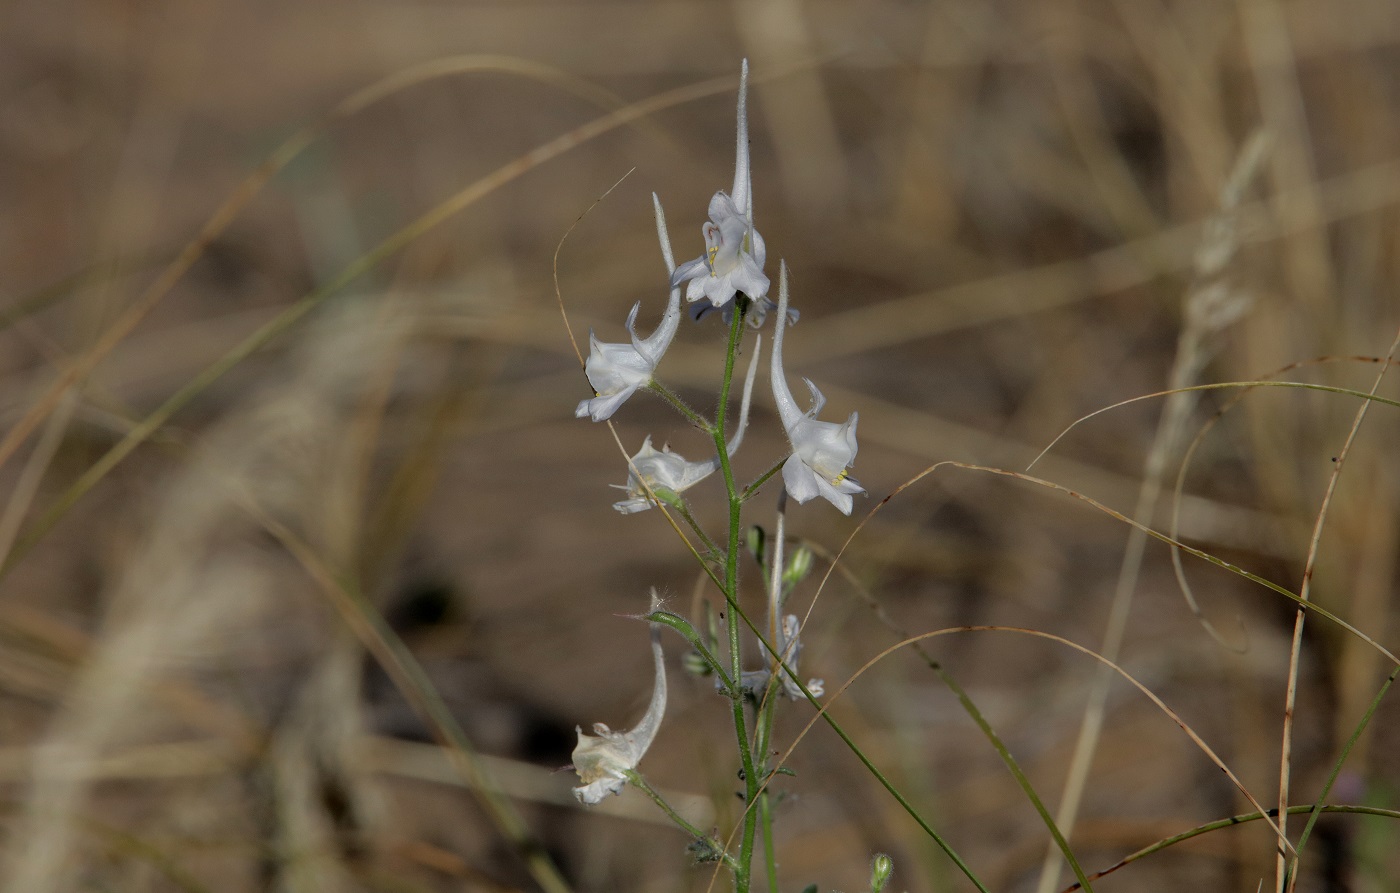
[572,591,668,805]
[770,264,865,514]
[576,195,683,422]
[773,613,823,699]
[669,59,771,323]
[612,336,762,513]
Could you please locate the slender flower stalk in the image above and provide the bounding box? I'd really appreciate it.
[575,195,684,421]
[769,264,865,514]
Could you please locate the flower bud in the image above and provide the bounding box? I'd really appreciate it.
[869,853,894,892]
[746,524,766,565]
[782,544,814,590]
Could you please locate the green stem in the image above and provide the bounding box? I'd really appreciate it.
[757,493,786,892]
[714,301,759,893]
[760,790,779,893]
[934,663,1092,891]
[816,700,989,892]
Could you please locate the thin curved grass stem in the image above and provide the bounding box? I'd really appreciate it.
[0,250,170,334]
[600,421,725,595]
[685,551,990,892]
[762,667,991,893]
[673,500,723,561]
[1279,324,1400,892]
[1027,379,1400,472]
[1058,804,1400,892]
[802,623,1292,859]
[1288,665,1398,888]
[799,536,1100,889]
[1166,356,1400,652]
[235,489,573,893]
[931,654,1095,892]
[0,392,77,570]
[942,462,1400,667]
[1,67,749,581]
[1035,260,1223,892]
[0,56,644,477]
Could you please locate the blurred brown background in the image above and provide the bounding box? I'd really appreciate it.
[2,1,1399,891]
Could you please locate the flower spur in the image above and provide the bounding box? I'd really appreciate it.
[668,59,774,326]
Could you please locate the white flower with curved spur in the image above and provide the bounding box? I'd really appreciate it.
[669,59,770,321]
[572,592,668,805]
[575,194,683,422]
[770,264,865,514]
[612,335,762,513]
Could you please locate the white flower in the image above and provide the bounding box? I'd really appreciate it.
[576,194,683,422]
[612,335,762,513]
[770,263,865,514]
[572,591,668,805]
[669,59,771,322]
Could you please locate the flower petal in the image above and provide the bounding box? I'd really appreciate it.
[781,453,822,504]
[576,386,638,422]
